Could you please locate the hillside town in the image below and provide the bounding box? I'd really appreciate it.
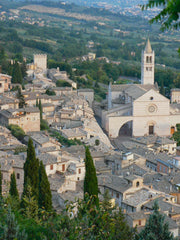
[0,39,180,237]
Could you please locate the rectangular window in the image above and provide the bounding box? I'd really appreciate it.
[78,168,81,174]
[116,193,119,198]
[50,165,53,170]
[17,173,20,179]
[139,220,141,226]
[62,164,65,171]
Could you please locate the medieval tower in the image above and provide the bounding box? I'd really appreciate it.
[141,39,155,85]
[33,54,47,71]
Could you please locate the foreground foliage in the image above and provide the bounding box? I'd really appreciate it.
[136,201,175,240]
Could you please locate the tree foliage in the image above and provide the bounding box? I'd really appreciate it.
[16,87,26,108]
[12,61,22,84]
[84,147,99,207]
[1,207,27,240]
[136,201,175,240]
[9,172,19,199]
[8,124,25,141]
[38,161,52,211]
[142,0,180,30]
[22,138,39,202]
[0,166,2,197]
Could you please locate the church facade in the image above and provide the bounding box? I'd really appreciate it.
[101,39,180,138]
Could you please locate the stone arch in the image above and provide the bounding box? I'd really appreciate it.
[119,120,133,136]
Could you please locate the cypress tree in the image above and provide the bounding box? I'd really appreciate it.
[36,98,39,107]
[39,161,52,211]
[84,147,99,207]
[22,138,39,202]
[12,61,22,84]
[16,87,25,108]
[21,61,27,78]
[137,201,174,240]
[9,172,19,199]
[39,99,42,121]
[0,166,2,197]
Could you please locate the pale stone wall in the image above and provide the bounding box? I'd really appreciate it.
[133,219,146,228]
[77,90,94,107]
[141,50,155,85]
[133,116,171,136]
[133,90,169,117]
[45,163,57,176]
[34,54,47,70]
[8,111,40,133]
[0,80,5,93]
[171,90,180,103]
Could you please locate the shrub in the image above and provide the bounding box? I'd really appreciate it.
[8,124,25,141]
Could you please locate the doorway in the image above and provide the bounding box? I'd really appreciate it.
[149,125,154,135]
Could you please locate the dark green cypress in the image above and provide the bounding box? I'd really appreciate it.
[12,61,22,84]
[36,99,39,107]
[39,99,42,121]
[21,61,27,78]
[23,138,39,201]
[16,87,26,108]
[39,161,52,211]
[84,147,99,207]
[0,166,2,197]
[137,201,174,240]
[9,172,19,199]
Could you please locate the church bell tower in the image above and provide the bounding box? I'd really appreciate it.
[141,39,155,85]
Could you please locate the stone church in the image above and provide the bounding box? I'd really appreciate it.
[101,39,180,138]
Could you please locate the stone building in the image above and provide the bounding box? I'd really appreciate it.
[100,39,180,138]
[0,107,40,133]
[0,73,11,93]
[33,54,47,71]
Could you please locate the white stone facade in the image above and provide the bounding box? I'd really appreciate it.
[34,54,47,71]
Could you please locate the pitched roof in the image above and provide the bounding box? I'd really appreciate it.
[145,38,152,53]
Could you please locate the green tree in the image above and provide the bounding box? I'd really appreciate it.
[45,88,56,96]
[1,207,27,240]
[84,147,99,207]
[22,181,39,221]
[22,138,39,202]
[9,172,19,199]
[39,99,42,121]
[142,0,180,30]
[12,61,22,84]
[160,79,165,96]
[136,201,174,240]
[36,98,38,107]
[16,87,26,108]
[63,195,135,240]
[39,161,52,211]
[8,124,25,141]
[0,166,2,197]
[21,61,27,78]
